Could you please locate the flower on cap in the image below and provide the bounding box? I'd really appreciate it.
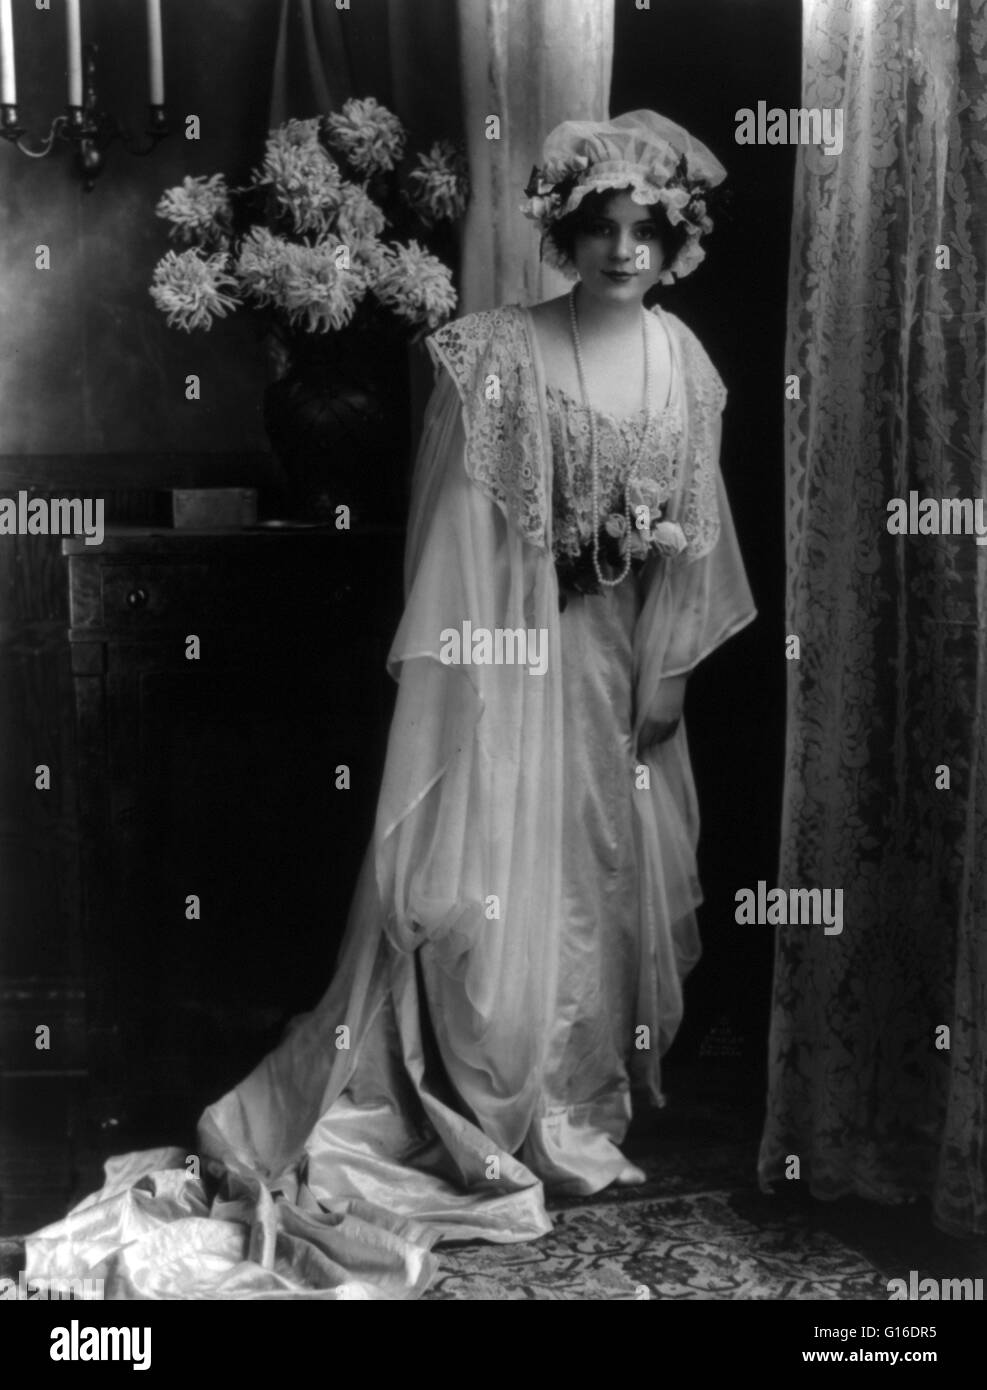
[524,194,558,221]
[543,154,590,183]
[655,185,692,225]
[668,236,707,281]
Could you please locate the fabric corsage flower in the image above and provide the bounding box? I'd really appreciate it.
[627,528,652,561]
[650,520,689,557]
[626,476,667,522]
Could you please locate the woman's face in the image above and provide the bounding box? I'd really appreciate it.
[570,190,667,306]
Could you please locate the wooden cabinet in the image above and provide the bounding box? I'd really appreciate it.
[68,524,404,1142]
[1,523,404,1228]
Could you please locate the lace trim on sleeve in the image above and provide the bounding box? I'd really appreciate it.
[673,320,727,562]
[425,307,549,550]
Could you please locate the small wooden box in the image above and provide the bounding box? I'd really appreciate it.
[170,488,257,529]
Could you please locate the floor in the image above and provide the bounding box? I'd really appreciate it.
[3,1056,984,1299]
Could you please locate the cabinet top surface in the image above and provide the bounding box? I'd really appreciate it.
[62,523,404,557]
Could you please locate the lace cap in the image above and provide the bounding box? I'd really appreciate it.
[521,110,727,284]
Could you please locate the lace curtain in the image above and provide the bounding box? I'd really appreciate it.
[268,0,613,311]
[758,0,987,1236]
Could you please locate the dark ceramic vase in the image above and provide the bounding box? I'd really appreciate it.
[263,333,409,524]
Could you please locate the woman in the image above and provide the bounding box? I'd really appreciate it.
[24,111,756,1300]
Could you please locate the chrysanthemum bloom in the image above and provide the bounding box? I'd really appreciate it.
[404,140,469,226]
[335,184,387,243]
[236,227,296,307]
[325,97,406,177]
[267,118,323,149]
[372,240,457,330]
[276,236,370,334]
[155,174,233,247]
[257,124,345,236]
[149,249,240,331]
[347,235,388,279]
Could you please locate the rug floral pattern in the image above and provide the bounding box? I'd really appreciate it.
[425,1188,888,1301]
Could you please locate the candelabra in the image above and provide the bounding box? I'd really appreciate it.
[0,43,168,191]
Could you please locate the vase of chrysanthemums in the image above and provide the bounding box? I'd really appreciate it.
[150,99,469,521]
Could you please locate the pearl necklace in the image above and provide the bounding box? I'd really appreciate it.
[568,283,654,589]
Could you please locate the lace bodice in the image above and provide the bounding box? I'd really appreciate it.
[546,383,684,561]
[425,304,725,561]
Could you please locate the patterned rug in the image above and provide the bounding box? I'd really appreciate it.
[423,1185,890,1301]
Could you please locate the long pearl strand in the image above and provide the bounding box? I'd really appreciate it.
[568,283,654,589]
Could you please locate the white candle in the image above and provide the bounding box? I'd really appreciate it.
[66,0,82,108]
[0,0,17,107]
[146,0,164,105]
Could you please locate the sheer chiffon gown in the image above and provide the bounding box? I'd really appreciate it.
[23,304,756,1299]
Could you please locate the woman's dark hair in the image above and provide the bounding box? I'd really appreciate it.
[544,186,693,288]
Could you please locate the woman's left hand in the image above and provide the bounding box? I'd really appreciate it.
[636,675,687,758]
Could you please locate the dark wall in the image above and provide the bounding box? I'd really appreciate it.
[611,0,800,1072]
[0,1,305,1227]
[0,0,280,459]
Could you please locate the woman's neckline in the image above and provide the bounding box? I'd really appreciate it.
[519,301,678,420]
[545,378,680,426]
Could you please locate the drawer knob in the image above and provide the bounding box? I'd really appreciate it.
[126,587,148,610]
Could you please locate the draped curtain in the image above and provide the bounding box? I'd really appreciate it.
[759,0,987,1236]
[453,0,612,311]
[268,0,613,311]
[270,0,465,147]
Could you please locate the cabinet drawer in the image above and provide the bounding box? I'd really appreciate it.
[99,563,212,628]
[70,558,363,637]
